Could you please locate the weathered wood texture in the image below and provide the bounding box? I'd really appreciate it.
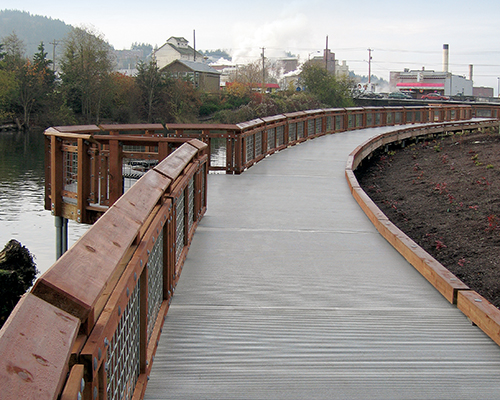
[0,294,80,400]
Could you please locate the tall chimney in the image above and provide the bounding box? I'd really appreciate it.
[469,64,473,81]
[443,44,449,73]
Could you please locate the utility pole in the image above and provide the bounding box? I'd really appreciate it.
[50,40,60,72]
[261,47,266,94]
[367,48,373,87]
[193,30,196,62]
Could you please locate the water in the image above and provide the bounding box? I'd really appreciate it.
[0,130,88,276]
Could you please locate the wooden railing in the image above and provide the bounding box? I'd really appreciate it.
[1,102,500,400]
[1,138,208,400]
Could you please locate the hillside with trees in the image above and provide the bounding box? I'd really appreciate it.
[0,10,71,58]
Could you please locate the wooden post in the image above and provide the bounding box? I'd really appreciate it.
[50,135,63,217]
[108,138,123,205]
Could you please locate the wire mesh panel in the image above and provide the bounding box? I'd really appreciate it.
[356,114,363,127]
[147,231,164,341]
[122,159,158,193]
[326,116,333,132]
[106,281,140,400]
[276,125,284,146]
[267,128,275,149]
[245,135,254,164]
[307,119,315,136]
[395,112,403,124]
[210,137,226,168]
[367,113,373,126]
[255,131,262,157]
[201,164,206,208]
[188,177,195,232]
[297,121,304,139]
[63,150,78,192]
[387,113,394,125]
[335,116,342,131]
[315,118,322,134]
[175,193,185,264]
[289,123,297,142]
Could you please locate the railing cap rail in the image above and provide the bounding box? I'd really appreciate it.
[99,123,164,132]
[166,123,239,131]
[261,114,286,123]
[236,118,264,130]
[303,109,325,115]
[283,111,306,118]
[0,293,80,400]
[51,125,101,134]
[323,107,347,112]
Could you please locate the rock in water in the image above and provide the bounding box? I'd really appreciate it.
[0,240,38,327]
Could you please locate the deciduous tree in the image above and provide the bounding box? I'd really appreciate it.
[300,62,355,108]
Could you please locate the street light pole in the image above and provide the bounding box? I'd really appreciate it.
[367,48,373,87]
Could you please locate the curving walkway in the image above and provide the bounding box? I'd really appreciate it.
[144,127,500,400]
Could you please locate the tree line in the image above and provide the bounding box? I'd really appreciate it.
[0,26,356,130]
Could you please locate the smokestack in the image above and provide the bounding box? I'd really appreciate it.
[469,64,473,81]
[443,44,449,73]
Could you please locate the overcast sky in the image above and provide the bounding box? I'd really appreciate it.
[4,0,500,89]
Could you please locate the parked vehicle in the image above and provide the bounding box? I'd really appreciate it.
[388,92,412,99]
[359,91,384,99]
[422,92,450,101]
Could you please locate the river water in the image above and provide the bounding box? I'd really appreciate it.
[0,130,88,276]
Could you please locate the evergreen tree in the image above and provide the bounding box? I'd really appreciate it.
[60,27,114,124]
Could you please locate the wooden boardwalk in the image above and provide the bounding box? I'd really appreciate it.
[144,127,500,400]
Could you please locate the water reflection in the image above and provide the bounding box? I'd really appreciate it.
[0,130,89,276]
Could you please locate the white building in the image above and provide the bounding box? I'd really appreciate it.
[154,37,204,70]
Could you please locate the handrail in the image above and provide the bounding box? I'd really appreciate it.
[1,103,500,400]
[1,139,208,400]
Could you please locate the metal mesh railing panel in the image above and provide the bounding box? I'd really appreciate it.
[297,121,304,138]
[326,116,332,131]
[367,114,373,126]
[201,164,206,208]
[63,151,78,192]
[122,158,158,193]
[335,116,342,130]
[395,112,403,124]
[175,193,185,264]
[255,131,262,156]
[106,281,140,400]
[356,114,363,127]
[267,128,275,149]
[276,125,284,146]
[188,177,194,231]
[307,119,315,136]
[210,137,226,168]
[315,118,322,134]
[289,123,297,142]
[245,135,254,163]
[147,231,164,341]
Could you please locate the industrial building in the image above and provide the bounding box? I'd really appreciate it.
[389,44,474,98]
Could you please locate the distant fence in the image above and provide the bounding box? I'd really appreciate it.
[1,102,500,400]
